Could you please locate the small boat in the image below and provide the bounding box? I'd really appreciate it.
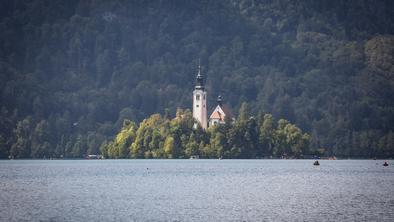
[383,161,389,167]
[313,160,320,166]
[190,155,199,159]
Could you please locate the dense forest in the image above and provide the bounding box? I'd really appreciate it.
[0,0,393,159]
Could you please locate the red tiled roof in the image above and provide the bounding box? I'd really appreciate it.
[210,110,223,120]
[209,105,233,121]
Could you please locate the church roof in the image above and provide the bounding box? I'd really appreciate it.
[220,105,233,119]
[209,104,233,121]
[210,110,224,121]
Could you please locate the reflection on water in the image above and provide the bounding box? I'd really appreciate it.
[1,159,393,221]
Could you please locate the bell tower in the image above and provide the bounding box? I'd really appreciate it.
[192,63,207,129]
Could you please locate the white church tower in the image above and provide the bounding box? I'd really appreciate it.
[193,64,207,129]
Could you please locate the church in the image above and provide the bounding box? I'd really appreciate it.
[192,65,233,129]
[208,95,233,126]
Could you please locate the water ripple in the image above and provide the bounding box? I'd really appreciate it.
[0,159,393,221]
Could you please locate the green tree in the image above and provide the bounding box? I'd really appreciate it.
[99,140,109,158]
[259,114,275,156]
[0,135,8,159]
[209,130,224,158]
[72,135,86,158]
[273,119,291,157]
[185,132,199,158]
[111,120,137,158]
[163,136,175,158]
[238,102,250,124]
[31,120,52,158]
[10,117,33,158]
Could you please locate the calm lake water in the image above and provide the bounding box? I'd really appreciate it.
[0,159,393,221]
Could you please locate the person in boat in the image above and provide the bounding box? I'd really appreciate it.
[383,161,389,166]
[314,160,320,166]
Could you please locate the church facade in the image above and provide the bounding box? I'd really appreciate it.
[192,66,232,129]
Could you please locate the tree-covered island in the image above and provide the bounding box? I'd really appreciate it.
[102,104,311,159]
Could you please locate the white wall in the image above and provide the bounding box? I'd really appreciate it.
[193,89,207,129]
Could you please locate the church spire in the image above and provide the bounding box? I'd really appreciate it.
[195,60,204,90]
[217,95,223,107]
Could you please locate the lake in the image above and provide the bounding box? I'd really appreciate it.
[0,159,393,221]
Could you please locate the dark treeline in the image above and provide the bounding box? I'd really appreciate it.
[102,103,311,159]
[0,0,394,159]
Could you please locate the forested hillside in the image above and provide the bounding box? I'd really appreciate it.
[1,0,393,158]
